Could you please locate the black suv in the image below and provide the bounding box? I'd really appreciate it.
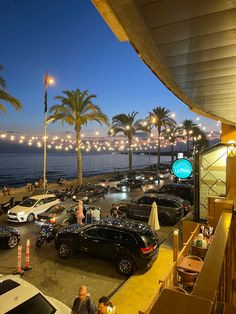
[145,183,194,204]
[115,194,184,226]
[55,217,159,276]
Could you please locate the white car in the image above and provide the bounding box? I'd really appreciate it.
[0,274,71,313]
[7,194,61,223]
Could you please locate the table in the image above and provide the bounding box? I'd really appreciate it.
[178,256,203,273]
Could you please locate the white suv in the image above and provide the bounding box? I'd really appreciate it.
[7,194,60,223]
[0,275,70,313]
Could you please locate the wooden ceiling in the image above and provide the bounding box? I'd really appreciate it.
[93,0,236,126]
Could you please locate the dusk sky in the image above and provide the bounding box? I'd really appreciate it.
[1,0,219,137]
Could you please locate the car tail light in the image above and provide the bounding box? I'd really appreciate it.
[49,217,57,224]
[140,245,154,254]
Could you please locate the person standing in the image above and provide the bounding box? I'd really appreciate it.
[76,200,85,225]
[71,286,95,314]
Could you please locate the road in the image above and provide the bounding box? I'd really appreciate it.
[0,182,176,308]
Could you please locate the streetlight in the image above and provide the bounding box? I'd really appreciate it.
[43,71,55,189]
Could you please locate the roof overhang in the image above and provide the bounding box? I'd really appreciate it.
[92,0,236,126]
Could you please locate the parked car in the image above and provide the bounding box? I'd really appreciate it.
[0,226,20,249]
[115,178,144,192]
[55,217,159,276]
[36,200,100,227]
[97,178,120,190]
[114,193,184,226]
[73,184,107,203]
[0,275,71,313]
[145,183,194,204]
[7,194,61,223]
[35,199,78,227]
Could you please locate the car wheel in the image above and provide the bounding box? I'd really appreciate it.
[7,235,18,249]
[57,242,72,259]
[117,255,136,276]
[159,214,170,226]
[27,213,35,222]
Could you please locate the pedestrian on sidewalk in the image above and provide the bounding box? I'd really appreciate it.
[76,200,84,225]
[96,296,116,314]
[71,285,95,314]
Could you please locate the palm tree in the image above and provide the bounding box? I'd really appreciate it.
[179,119,198,155]
[47,89,109,185]
[164,124,183,162]
[192,126,209,151]
[109,111,148,171]
[0,65,22,112]
[149,106,175,168]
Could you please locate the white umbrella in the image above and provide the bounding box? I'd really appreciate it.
[148,201,160,232]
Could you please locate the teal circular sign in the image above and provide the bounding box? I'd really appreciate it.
[172,158,193,179]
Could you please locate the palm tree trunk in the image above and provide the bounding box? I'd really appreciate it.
[187,135,190,157]
[171,144,174,162]
[157,126,161,169]
[128,139,132,171]
[76,130,83,185]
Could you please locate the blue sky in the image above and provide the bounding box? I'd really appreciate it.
[0,0,219,137]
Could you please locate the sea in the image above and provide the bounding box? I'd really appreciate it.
[0,152,171,188]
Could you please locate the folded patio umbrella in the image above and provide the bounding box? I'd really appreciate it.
[148,201,160,232]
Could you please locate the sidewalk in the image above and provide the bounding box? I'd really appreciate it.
[111,243,174,313]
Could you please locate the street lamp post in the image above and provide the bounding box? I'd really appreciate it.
[43,71,55,189]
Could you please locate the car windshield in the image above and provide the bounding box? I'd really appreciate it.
[5,293,56,314]
[20,198,37,207]
[45,205,65,215]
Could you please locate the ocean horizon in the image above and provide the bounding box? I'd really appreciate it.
[0,152,171,188]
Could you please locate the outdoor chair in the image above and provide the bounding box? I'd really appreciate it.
[168,286,188,294]
[185,255,203,263]
[178,268,199,291]
[192,245,208,260]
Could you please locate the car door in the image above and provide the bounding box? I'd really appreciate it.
[131,196,153,220]
[98,228,122,258]
[80,226,105,254]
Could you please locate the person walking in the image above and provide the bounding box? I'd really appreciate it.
[71,285,95,314]
[76,200,85,225]
[96,296,116,314]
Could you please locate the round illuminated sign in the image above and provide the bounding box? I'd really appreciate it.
[172,158,193,179]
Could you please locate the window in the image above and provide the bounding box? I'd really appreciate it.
[20,198,37,207]
[137,197,153,205]
[46,197,57,203]
[0,279,20,296]
[141,230,157,247]
[6,293,56,314]
[103,229,120,241]
[84,227,105,239]
[120,232,136,244]
[46,205,64,215]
